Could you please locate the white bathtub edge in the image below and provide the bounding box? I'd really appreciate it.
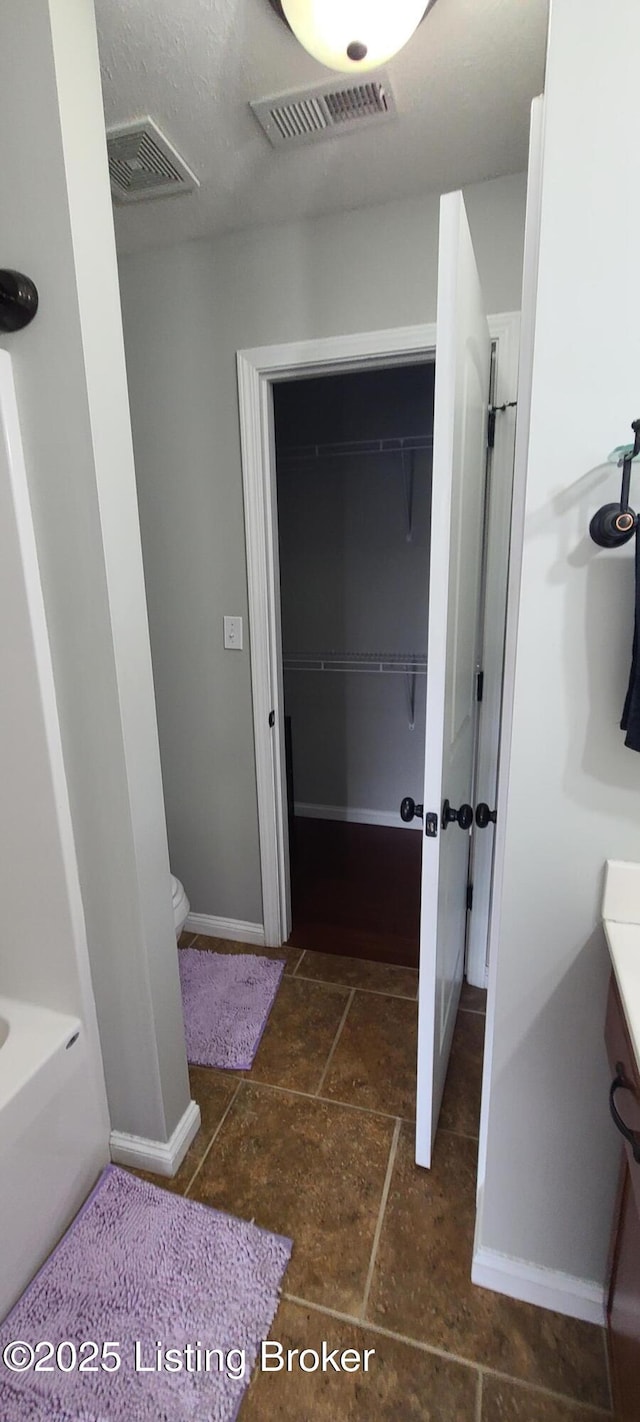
[0,997,81,1116]
[109,1098,201,1178]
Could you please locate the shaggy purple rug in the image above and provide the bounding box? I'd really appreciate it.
[179,948,285,1069]
[0,1166,291,1422]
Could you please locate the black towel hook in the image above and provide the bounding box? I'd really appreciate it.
[590,419,640,548]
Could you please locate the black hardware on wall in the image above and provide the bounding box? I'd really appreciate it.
[590,419,640,548]
[487,400,517,450]
[0,271,39,333]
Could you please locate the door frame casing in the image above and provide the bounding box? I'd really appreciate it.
[465,311,521,987]
[237,316,520,949]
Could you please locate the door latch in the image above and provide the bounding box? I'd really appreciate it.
[425,811,438,838]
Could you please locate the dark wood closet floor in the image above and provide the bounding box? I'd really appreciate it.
[288,818,421,969]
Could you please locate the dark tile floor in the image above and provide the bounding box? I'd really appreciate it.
[137,933,611,1420]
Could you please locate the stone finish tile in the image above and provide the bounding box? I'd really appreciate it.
[244,976,349,1093]
[322,992,417,1118]
[296,949,419,1000]
[130,1067,239,1195]
[189,934,301,973]
[459,981,487,1014]
[439,1010,485,1139]
[189,1083,394,1314]
[367,1127,610,1409]
[178,929,196,948]
[242,1299,479,1420]
[481,1376,612,1419]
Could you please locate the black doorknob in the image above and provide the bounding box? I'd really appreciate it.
[475,802,497,829]
[442,799,473,831]
[401,797,423,822]
[0,270,39,332]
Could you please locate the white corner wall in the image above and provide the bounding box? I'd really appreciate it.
[119,173,527,925]
[0,0,191,1149]
[476,0,640,1309]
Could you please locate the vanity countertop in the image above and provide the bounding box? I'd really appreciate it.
[603,859,640,1070]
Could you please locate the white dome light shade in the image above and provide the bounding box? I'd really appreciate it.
[280,0,427,74]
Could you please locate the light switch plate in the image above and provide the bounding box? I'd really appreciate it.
[224,615,243,650]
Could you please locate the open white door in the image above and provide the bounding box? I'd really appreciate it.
[416,191,492,1168]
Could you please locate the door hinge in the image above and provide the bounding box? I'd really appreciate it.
[466,883,474,912]
[476,670,484,703]
[488,399,518,449]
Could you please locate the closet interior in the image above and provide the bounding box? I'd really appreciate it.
[273,362,435,968]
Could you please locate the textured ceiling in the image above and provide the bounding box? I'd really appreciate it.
[95,0,549,254]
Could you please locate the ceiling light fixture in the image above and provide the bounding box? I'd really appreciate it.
[268,0,437,74]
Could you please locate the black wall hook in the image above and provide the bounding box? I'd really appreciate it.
[590,419,640,548]
[0,271,39,333]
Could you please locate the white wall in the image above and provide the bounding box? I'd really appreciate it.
[275,366,432,819]
[119,173,527,923]
[477,0,640,1304]
[0,0,191,1147]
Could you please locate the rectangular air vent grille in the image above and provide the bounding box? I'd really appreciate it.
[324,83,391,124]
[251,74,396,148]
[271,97,328,142]
[106,119,199,203]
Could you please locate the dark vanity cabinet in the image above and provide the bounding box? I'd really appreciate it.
[605,978,640,1420]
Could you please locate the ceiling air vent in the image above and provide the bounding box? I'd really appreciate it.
[251,73,396,148]
[106,118,199,203]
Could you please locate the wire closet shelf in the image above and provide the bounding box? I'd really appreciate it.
[283,652,427,730]
[277,432,433,541]
[276,433,433,464]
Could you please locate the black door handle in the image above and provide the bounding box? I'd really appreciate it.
[610,1063,640,1163]
[401,797,423,823]
[476,802,497,829]
[442,799,473,831]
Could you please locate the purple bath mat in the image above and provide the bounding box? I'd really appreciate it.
[0,1165,291,1422]
[179,948,285,1069]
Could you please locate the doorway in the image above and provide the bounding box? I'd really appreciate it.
[237,315,517,969]
[237,324,439,957]
[273,363,434,970]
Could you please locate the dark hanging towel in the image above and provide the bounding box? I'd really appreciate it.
[621,527,640,750]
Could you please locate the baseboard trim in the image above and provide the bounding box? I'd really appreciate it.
[184,912,266,946]
[294,802,420,831]
[471,1246,606,1326]
[110,1099,201,1179]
